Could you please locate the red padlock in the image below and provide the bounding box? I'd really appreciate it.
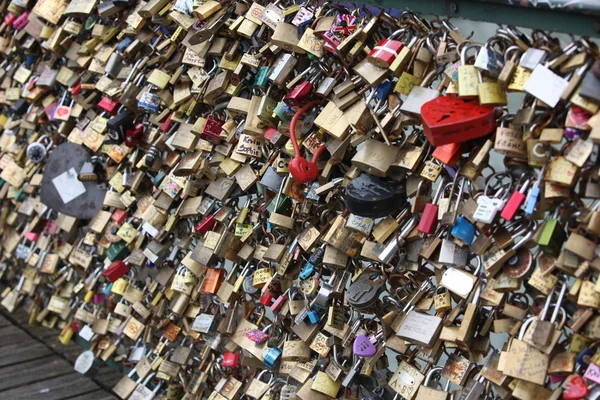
[432,142,463,167]
[221,351,241,367]
[417,177,446,235]
[284,73,322,107]
[4,12,16,26]
[125,123,144,148]
[111,209,128,224]
[367,30,405,68]
[194,212,217,235]
[201,115,224,144]
[289,100,328,184]
[270,288,290,312]
[259,279,280,306]
[160,112,173,132]
[421,96,496,146]
[71,319,81,334]
[71,82,82,96]
[500,178,531,221]
[103,260,129,282]
[98,97,119,114]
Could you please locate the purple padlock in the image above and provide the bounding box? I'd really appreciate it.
[353,335,377,357]
[564,127,585,140]
[93,293,105,304]
[353,330,384,357]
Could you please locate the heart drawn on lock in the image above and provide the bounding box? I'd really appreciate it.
[563,375,589,400]
[54,106,70,117]
[420,96,496,146]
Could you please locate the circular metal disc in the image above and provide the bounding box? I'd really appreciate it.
[40,142,106,219]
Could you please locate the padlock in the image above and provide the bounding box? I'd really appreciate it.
[26,135,53,163]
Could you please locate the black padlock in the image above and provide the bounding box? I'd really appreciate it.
[107,110,135,144]
[11,98,29,115]
[344,173,407,218]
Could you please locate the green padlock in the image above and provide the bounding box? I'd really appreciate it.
[272,101,293,122]
[538,208,566,257]
[106,240,130,262]
[254,66,270,87]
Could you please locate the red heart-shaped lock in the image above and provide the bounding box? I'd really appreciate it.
[421,96,496,146]
[289,156,319,184]
[564,376,589,400]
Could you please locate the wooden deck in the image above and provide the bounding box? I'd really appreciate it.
[0,310,119,399]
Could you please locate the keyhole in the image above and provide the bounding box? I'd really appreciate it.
[436,114,452,122]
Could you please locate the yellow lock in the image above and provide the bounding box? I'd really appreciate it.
[478,71,508,106]
[59,325,74,345]
[457,43,480,98]
[84,289,94,303]
[311,371,341,398]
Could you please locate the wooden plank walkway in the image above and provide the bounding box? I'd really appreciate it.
[0,311,118,399]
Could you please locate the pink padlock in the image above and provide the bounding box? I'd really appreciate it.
[12,11,29,30]
[23,231,39,242]
[98,97,119,114]
[43,220,59,235]
[584,362,600,384]
[93,293,105,304]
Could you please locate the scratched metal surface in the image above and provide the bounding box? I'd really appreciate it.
[40,142,106,220]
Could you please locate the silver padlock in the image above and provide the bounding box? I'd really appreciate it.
[26,134,53,163]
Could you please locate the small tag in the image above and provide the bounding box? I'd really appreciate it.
[52,168,86,204]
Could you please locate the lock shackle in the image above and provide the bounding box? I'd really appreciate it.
[388,28,408,41]
[483,171,514,198]
[511,220,536,251]
[256,369,275,384]
[504,45,523,61]
[141,372,156,386]
[459,42,482,65]
[424,366,450,391]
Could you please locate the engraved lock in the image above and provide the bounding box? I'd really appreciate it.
[346,273,385,310]
[26,134,52,163]
[458,42,482,98]
[498,45,523,88]
[351,139,399,177]
[477,69,507,107]
[434,286,452,313]
[494,114,527,158]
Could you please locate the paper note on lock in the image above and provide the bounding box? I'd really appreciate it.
[52,167,86,204]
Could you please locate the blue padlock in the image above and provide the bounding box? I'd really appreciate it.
[307,308,320,324]
[104,282,113,294]
[117,37,133,53]
[262,346,282,369]
[576,346,594,368]
[451,216,476,245]
[138,90,161,113]
[299,262,315,280]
